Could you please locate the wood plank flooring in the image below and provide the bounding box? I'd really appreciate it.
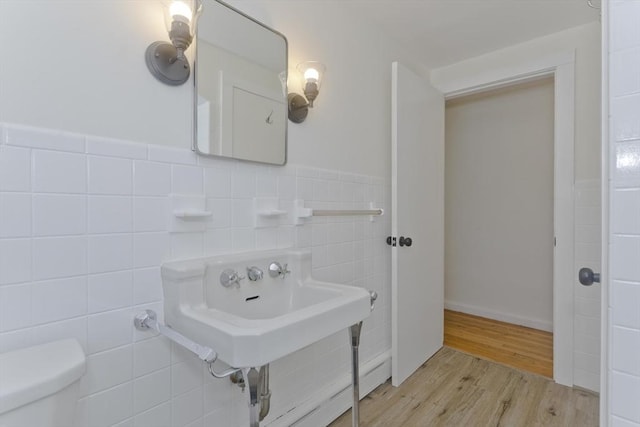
[329,347,598,427]
[444,309,553,378]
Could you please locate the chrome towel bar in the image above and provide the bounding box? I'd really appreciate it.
[312,209,384,217]
[294,199,384,224]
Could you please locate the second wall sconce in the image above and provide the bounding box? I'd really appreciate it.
[288,61,326,123]
[146,1,200,86]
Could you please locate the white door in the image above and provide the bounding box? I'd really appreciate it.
[391,61,445,386]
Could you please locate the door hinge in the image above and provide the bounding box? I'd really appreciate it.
[386,236,397,247]
[554,237,557,247]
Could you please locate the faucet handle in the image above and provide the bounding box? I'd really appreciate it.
[281,263,291,279]
[268,262,282,278]
[220,269,244,288]
[268,262,290,279]
[246,266,264,281]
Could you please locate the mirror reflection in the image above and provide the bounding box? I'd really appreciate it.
[194,0,288,165]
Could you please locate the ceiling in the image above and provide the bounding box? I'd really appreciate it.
[344,0,600,69]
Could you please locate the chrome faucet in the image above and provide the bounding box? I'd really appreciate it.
[246,266,264,281]
[268,262,290,279]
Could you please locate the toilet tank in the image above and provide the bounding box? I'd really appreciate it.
[0,339,86,427]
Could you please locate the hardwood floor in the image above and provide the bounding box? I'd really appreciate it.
[444,309,553,378]
[329,347,598,427]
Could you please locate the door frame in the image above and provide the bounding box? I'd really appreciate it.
[433,50,576,386]
[599,3,609,423]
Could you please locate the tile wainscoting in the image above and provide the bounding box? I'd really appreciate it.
[0,123,391,427]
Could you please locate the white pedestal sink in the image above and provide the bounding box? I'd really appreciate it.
[161,249,372,368]
[160,249,375,427]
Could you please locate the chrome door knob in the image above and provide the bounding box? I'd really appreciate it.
[578,267,600,286]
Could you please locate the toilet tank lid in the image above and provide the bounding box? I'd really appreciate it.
[0,338,86,415]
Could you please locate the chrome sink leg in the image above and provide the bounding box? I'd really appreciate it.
[243,367,260,427]
[349,322,363,427]
[246,367,260,427]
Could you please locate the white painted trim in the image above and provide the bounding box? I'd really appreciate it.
[435,50,576,387]
[553,60,576,387]
[444,72,555,101]
[433,50,575,97]
[267,351,391,427]
[390,62,400,388]
[600,1,610,425]
[445,300,553,332]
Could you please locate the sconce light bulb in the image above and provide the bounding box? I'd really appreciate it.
[303,68,320,83]
[291,61,325,113]
[170,1,193,24]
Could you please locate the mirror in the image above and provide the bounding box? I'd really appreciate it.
[193,0,288,165]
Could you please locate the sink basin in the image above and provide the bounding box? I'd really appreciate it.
[161,249,372,368]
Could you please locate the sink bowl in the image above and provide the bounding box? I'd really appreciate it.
[161,249,372,368]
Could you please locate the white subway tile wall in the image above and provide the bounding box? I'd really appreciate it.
[0,122,390,427]
[0,146,31,192]
[0,193,31,237]
[610,1,640,425]
[34,150,87,194]
[32,194,87,236]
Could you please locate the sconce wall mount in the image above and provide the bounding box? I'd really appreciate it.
[288,61,325,123]
[145,41,191,86]
[288,93,309,124]
[146,1,198,86]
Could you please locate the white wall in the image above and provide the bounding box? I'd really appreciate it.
[0,0,417,178]
[0,1,192,149]
[444,78,555,331]
[607,1,640,425]
[0,1,414,426]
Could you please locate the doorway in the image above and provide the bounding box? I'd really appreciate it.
[444,77,555,331]
[443,78,555,376]
[435,53,576,386]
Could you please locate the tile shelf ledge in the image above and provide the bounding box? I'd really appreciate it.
[169,194,210,232]
[256,209,287,217]
[173,210,213,219]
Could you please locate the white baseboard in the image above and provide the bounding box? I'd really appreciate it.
[266,351,391,427]
[445,300,553,332]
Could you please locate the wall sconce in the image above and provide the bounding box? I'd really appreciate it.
[288,61,326,123]
[146,1,199,86]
